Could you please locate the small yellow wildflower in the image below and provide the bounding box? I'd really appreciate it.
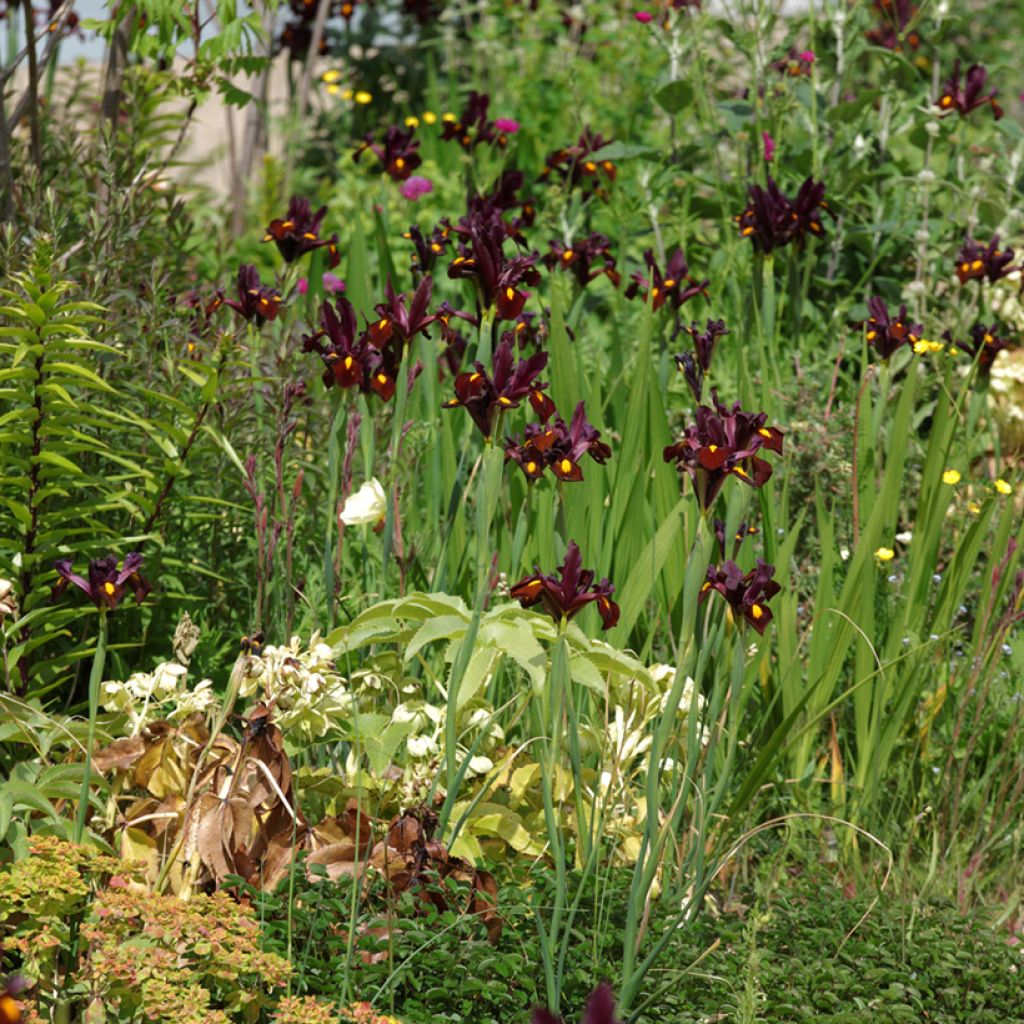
[404,115,420,128]
[422,110,437,124]
[913,339,944,354]
[355,91,373,105]
[994,478,1012,495]
[941,469,961,485]
[341,88,354,101]
[967,501,981,515]
[322,69,343,84]
[875,547,895,562]
[326,84,341,96]
[441,111,456,123]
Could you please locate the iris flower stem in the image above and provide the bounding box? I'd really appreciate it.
[73,608,107,844]
[619,518,713,1013]
[533,631,571,1011]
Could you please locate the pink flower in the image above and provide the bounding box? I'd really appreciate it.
[322,272,346,294]
[399,175,433,200]
[799,50,816,63]
[495,117,520,134]
[762,131,776,162]
[635,10,653,22]
[296,277,309,295]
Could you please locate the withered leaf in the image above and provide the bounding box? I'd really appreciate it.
[93,736,146,773]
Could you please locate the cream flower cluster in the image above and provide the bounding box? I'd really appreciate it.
[101,661,217,734]
[239,633,352,740]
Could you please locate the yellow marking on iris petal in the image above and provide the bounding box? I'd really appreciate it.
[562,249,574,261]
[758,428,772,438]
[708,444,718,453]
[377,373,388,384]
[559,459,572,474]
[526,460,538,474]
[506,287,516,300]
[663,278,676,288]
[751,604,764,620]
[396,157,405,169]
[498,396,513,406]
[303,232,318,240]
[344,356,353,369]
[584,161,597,172]
[103,582,116,596]
[741,226,754,236]
[971,259,983,271]
[431,243,442,252]
[282,220,294,229]
[701,582,711,592]
[378,318,389,330]
[732,465,749,478]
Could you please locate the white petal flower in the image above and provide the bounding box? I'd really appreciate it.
[340,478,386,525]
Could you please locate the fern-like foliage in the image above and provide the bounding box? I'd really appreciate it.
[0,246,155,697]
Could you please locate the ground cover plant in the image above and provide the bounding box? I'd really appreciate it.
[1,0,1023,1021]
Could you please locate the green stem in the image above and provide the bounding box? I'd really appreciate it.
[73,608,107,844]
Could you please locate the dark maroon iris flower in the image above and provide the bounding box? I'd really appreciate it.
[675,318,729,403]
[511,542,619,630]
[405,221,451,277]
[370,276,437,347]
[442,337,554,438]
[353,125,422,181]
[52,553,151,610]
[302,296,402,401]
[533,982,620,1024]
[864,296,922,360]
[544,234,619,288]
[737,176,828,253]
[942,323,1014,376]
[263,197,340,266]
[663,392,784,511]
[865,0,922,51]
[440,91,505,150]
[447,207,541,320]
[540,128,617,196]
[937,60,1002,119]
[700,559,781,634]
[625,248,708,311]
[954,235,1017,285]
[713,519,759,562]
[505,401,612,482]
[223,265,282,325]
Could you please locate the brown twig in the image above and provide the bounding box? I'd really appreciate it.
[19,0,42,174]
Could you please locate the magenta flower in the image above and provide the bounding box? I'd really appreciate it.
[495,118,520,134]
[634,10,653,22]
[799,50,816,63]
[762,131,776,162]
[297,278,309,295]
[400,175,433,200]
[322,272,346,294]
